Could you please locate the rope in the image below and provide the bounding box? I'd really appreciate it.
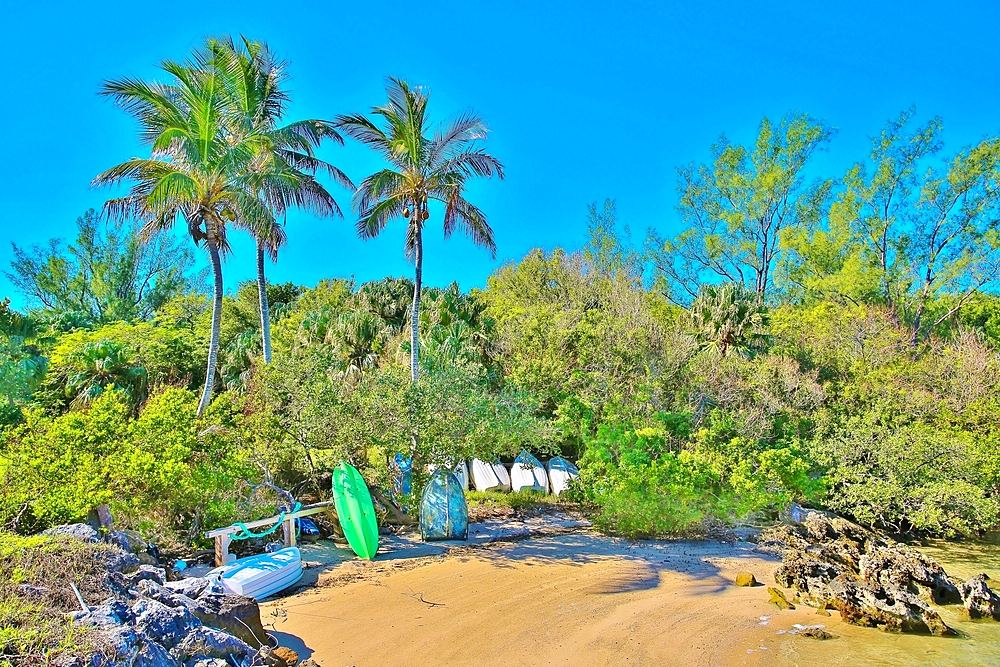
[230,502,301,541]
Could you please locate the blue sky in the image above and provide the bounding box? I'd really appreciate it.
[2,0,999,306]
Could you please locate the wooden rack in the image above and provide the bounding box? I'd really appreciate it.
[204,501,334,566]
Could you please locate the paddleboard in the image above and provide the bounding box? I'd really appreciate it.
[332,462,379,559]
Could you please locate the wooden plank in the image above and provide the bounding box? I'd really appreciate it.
[214,533,232,567]
[204,501,334,539]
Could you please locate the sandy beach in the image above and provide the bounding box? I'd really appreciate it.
[260,522,843,667]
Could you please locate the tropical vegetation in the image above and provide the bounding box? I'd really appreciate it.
[3,39,1000,556]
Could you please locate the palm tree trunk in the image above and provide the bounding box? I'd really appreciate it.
[410,225,423,383]
[256,239,273,364]
[198,241,224,417]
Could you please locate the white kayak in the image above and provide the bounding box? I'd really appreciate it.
[429,461,470,491]
[471,458,511,492]
[510,450,548,493]
[547,457,580,496]
[208,546,302,600]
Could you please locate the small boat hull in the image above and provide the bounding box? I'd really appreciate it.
[420,469,469,541]
[471,458,511,492]
[511,450,549,493]
[547,456,580,496]
[208,547,302,600]
[333,462,380,559]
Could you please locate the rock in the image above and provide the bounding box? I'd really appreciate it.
[816,603,831,617]
[859,545,961,605]
[298,661,322,667]
[731,527,761,543]
[767,587,795,610]
[73,601,134,629]
[273,647,299,666]
[100,549,141,575]
[170,627,253,662]
[99,626,180,667]
[126,564,167,588]
[165,577,211,599]
[800,626,834,639]
[191,593,268,648]
[106,530,148,555]
[131,598,201,650]
[960,574,1000,620]
[828,575,954,636]
[734,572,757,587]
[189,660,229,667]
[42,523,100,543]
[17,583,49,598]
[773,554,841,604]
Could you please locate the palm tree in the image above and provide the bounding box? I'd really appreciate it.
[65,340,148,409]
[336,78,504,382]
[93,45,274,416]
[207,37,353,365]
[685,282,770,358]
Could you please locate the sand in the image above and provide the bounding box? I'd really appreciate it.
[261,528,845,667]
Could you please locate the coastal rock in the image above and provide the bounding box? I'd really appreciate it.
[170,626,253,663]
[42,523,100,543]
[131,598,200,650]
[73,601,134,629]
[165,577,211,599]
[126,564,167,588]
[273,647,300,666]
[100,626,180,667]
[960,574,1000,620]
[734,572,757,587]
[859,546,961,605]
[767,587,795,610]
[191,592,268,648]
[828,575,954,636]
[189,660,229,667]
[773,554,841,603]
[106,529,148,555]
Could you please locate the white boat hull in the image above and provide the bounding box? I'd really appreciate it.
[471,459,511,492]
[547,457,580,496]
[511,450,549,493]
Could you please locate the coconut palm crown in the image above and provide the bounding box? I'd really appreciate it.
[335,77,504,382]
[209,36,353,364]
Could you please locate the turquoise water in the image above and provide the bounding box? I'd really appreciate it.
[769,540,1000,666]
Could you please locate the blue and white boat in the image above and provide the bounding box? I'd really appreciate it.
[420,468,469,541]
[510,450,548,493]
[207,546,302,600]
[471,458,511,492]
[546,456,580,496]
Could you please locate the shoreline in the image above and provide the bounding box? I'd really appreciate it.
[261,525,841,667]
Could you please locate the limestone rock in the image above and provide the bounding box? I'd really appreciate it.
[170,626,253,663]
[165,577,211,599]
[859,546,961,605]
[960,574,1000,620]
[773,554,841,604]
[734,572,757,587]
[273,647,300,666]
[767,587,795,610]
[131,598,200,650]
[42,523,99,543]
[73,601,134,629]
[126,564,167,588]
[828,575,953,636]
[191,592,269,648]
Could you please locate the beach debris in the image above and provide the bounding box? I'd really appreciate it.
[735,571,757,587]
[959,574,1000,620]
[767,587,795,610]
[758,614,770,625]
[760,504,964,635]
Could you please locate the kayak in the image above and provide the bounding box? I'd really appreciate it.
[419,468,469,541]
[332,462,379,559]
[471,458,511,492]
[547,456,580,496]
[510,450,549,493]
[207,547,302,600]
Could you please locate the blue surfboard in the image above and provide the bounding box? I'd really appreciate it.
[420,468,469,541]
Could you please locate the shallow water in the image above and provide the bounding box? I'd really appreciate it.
[770,540,1000,667]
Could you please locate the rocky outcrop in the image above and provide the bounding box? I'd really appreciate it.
[762,504,1000,636]
[959,574,1000,620]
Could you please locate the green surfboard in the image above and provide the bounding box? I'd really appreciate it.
[332,462,379,560]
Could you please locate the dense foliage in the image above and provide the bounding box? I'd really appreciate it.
[3,37,1000,544]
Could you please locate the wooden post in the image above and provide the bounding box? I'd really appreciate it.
[214,533,232,567]
[283,516,296,548]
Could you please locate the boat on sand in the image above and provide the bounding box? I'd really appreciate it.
[510,450,548,493]
[208,546,302,600]
[420,468,469,541]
